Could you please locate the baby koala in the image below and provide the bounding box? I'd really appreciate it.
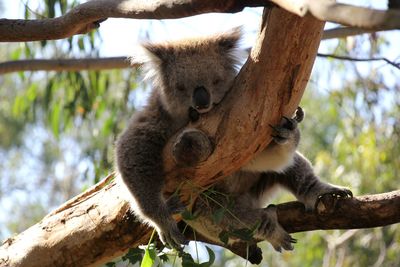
[185,107,352,262]
[115,28,242,249]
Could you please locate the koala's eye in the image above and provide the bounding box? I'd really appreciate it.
[213,78,222,86]
[177,84,185,91]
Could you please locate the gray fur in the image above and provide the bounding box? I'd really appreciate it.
[116,28,242,249]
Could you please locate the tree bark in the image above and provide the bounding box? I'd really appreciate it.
[1,174,399,267]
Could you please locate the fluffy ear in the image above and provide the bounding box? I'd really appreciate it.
[129,43,174,67]
[216,26,242,52]
[128,44,171,82]
[141,43,174,65]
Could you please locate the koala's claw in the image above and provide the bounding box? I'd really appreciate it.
[157,216,188,250]
[294,106,304,123]
[159,226,188,250]
[248,245,263,265]
[269,116,298,145]
[258,206,295,252]
[315,188,353,214]
[166,195,186,215]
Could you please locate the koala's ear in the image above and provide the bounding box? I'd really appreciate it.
[216,26,242,52]
[128,43,172,67]
[141,43,173,65]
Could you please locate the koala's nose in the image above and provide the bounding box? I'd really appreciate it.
[193,86,210,111]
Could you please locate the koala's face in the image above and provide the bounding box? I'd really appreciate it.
[160,50,238,116]
[135,28,242,120]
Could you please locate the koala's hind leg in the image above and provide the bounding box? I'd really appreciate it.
[186,191,295,254]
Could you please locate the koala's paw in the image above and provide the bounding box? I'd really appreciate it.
[248,244,263,265]
[158,219,188,250]
[294,106,304,123]
[166,195,186,215]
[315,187,353,214]
[269,114,300,145]
[172,129,214,167]
[258,205,296,252]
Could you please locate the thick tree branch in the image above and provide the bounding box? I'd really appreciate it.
[277,190,400,233]
[0,0,270,42]
[1,176,399,267]
[304,0,400,30]
[1,0,400,42]
[271,0,400,31]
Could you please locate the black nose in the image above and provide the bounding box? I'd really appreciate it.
[193,86,210,110]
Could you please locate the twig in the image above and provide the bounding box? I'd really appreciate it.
[322,26,375,40]
[317,53,400,70]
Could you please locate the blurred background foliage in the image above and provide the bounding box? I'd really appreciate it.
[0,1,399,266]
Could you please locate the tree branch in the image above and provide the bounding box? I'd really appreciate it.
[277,190,400,233]
[1,0,400,42]
[1,175,399,266]
[0,0,270,42]
[317,53,400,70]
[3,50,400,75]
[321,26,375,40]
[304,0,400,30]
[0,57,131,74]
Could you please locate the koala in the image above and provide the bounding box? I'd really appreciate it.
[185,107,352,263]
[115,28,242,249]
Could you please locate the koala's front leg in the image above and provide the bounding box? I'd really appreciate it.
[242,107,303,173]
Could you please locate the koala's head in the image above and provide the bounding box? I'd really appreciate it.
[131,27,242,119]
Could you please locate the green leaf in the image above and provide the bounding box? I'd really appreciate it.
[199,246,215,267]
[212,207,225,224]
[181,209,198,221]
[230,228,254,242]
[104,262,116,267]
[122,247,144,264]
[50,103,61,138]
[12,95,26,117]
[10,47,22,60]
[26,83,38,102]
[181,247,215,267]
[181,251,196,267]
[218,231,229,245]
[141,247,156,267]
[78,38,85,50]
[158,253,169,263]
